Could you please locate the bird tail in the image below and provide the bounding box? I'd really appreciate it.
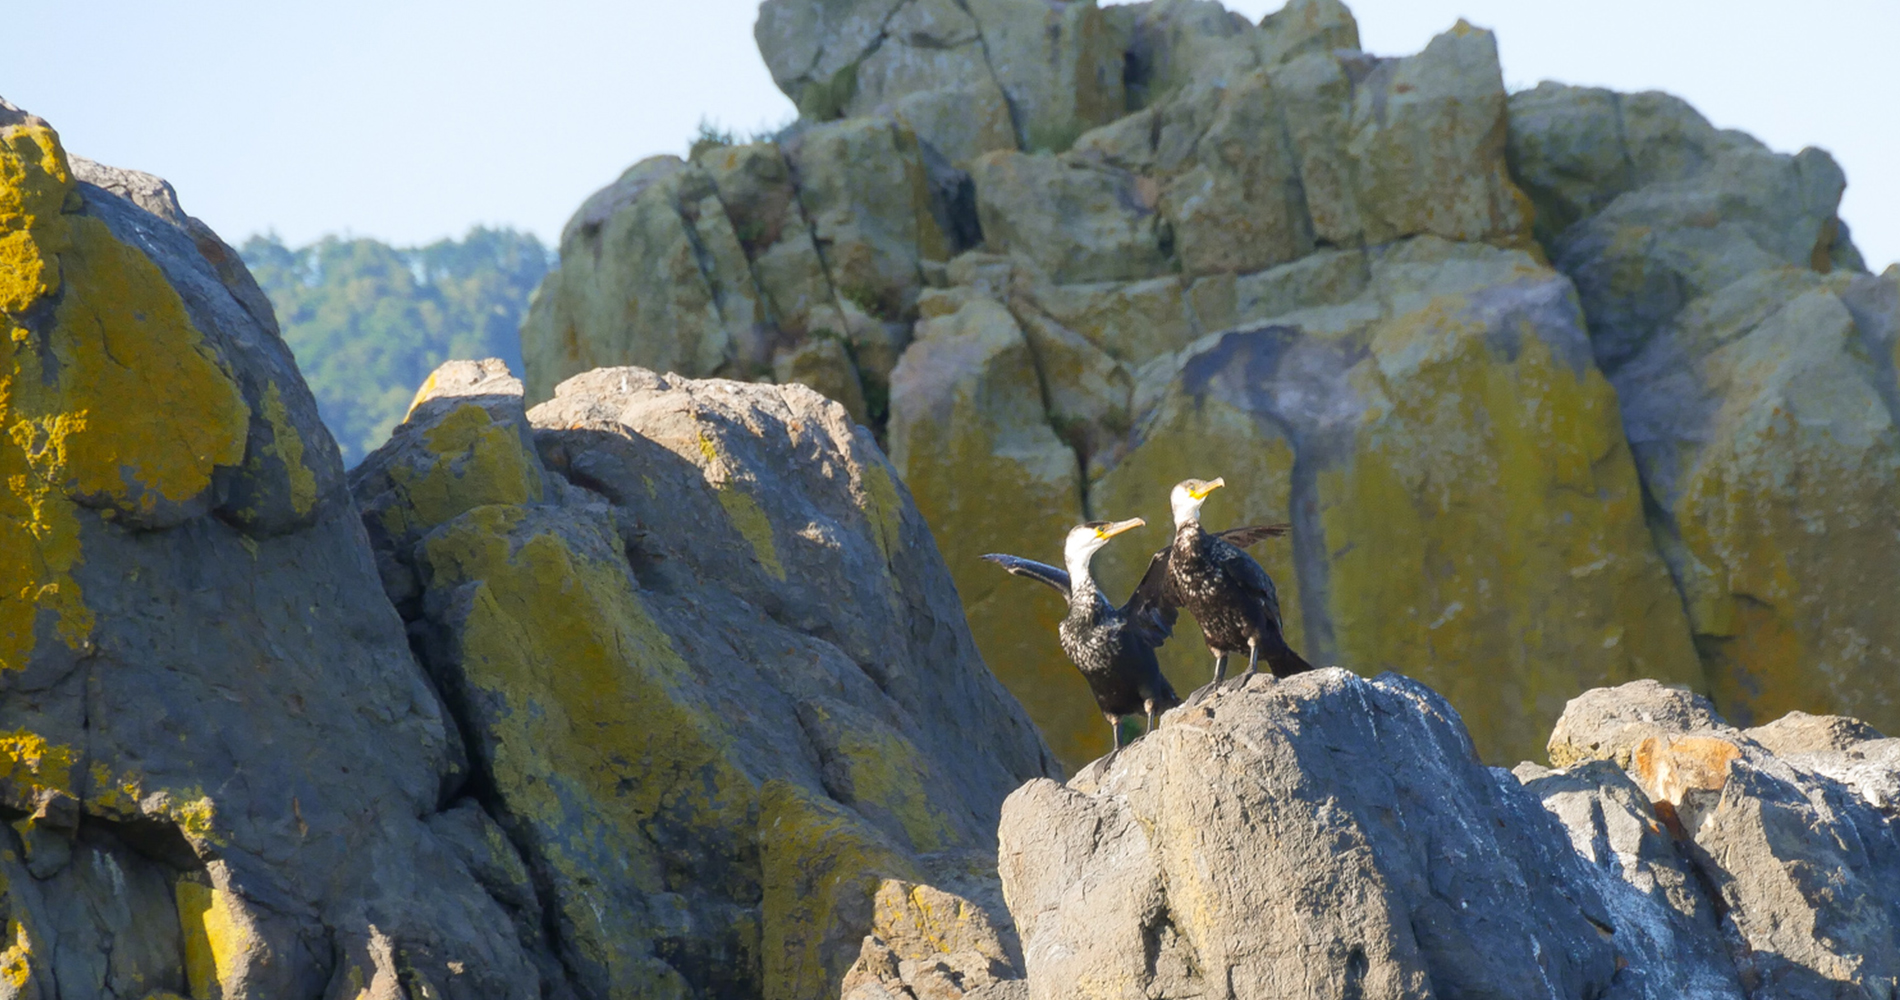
[1262,631,1316,677]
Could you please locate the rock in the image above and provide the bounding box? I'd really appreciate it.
[1512,83,1897,735]
[998,669,1619,999]
[1514,760,1746,999]
[361,359,1058,999]
[1609,269,1899,732]
[886,294,1090,764]
[0,99,547,998]
[962,0,1124,153]
[1088,238,1703,765]
[1547,679,1725,769]
[776,335,873,425]
[839,866,1023,1000]
[1549,681,1900,996]
[518,155,763,400]
[970,151,1170,284]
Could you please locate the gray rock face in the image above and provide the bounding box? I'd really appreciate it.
[355,360,1059,999]
[1509,82,1898,737]
[0,105,544,999]
[1548,681,1900,999]
[998,669,1619,999]
[985,672,1900,1000]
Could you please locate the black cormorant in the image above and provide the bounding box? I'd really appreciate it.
[1135,477,1313,692]
[983,518,1182,749]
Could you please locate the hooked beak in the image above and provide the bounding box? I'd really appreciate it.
[1192,478,1226,500]
[1099,517,1146,539]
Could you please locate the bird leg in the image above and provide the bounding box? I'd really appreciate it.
[1144,698,1158,737]
[1187,650,1227,706]
[1238,636,1260,683]
[1106,711,1124,750]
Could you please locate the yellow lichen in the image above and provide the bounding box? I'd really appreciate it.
[1,118,248,673]
[716,486,786,581]
[176,881,254,1000]
[87,761,225,846]
[379,403,543,540]
[0,916,32,994]
[421,505,755,993]
[798,702,953,853]
[258,381,317,517]
[1321,296,1703,762]
[696,430,786,580]
[0,729,76,799]
[858,461,906,568]
[759,780,919,1000]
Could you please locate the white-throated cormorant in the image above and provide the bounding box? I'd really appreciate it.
[1134,477,1313,694]
[983,518,1182,749]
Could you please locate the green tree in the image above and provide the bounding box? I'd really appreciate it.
[241,227,553,465]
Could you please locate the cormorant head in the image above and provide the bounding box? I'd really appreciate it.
[1063,517,1146,571]
[1170,477,1225,527]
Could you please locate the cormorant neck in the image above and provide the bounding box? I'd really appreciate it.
[1065,548,1102,604]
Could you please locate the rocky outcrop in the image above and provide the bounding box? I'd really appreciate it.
[0,98,545,999]
[521,0,1891,769]
[991,672,1900,1000]
[1509,83,1900,733]
[352,359,1058,999]
[0,99,1056,1000]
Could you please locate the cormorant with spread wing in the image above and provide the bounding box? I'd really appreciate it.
[1134,477,1313,691]
[983,518,1181,749]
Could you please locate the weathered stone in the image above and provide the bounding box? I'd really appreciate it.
[776,335,873,424]
[1349,23,1532,249]
[839,873,1022,1000]
[880,82,1020,166]
[359,360,1058,999]
[1019,273,1202,368]
[1547,679,1725,770]
[785,117,951,325]
[886,295,1089,765]
[962,0,1124,152]
[698,141,850,344]
[1159,67,1311,276]
[1513,760,1745,999]
[1550,682,1900,997]
[998,670,1619,999]
[971,151,1170,284]
[0,100,546,999]
[519,156,765,400]
[1089,238,1703,765]
[755,0,911,118]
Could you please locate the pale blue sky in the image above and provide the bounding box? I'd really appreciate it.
[6,1,1894,268]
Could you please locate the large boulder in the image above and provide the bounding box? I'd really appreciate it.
[998,669,1620,998]
[1509,83,1898,735]
[1545,681,1900,997]
[0,99,548,999]
[356,359,1059,999]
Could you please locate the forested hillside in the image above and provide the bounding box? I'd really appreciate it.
[241,228,553,463]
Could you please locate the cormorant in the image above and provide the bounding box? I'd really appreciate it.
[983,518,1182,749]
[1135,477,1313,692]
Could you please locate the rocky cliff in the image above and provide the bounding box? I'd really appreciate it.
[976,673,1900,1000]
[520,0,1898,769]
[0,99,1055,1000]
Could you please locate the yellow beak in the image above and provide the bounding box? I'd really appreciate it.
[1098,517,1146,539]
[1193,478,1226,500]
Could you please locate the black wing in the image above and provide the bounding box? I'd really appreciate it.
[981,553,1070,598]
[1217,523,1290,549]
[1207,536,1285,629]
[1121,547,1180,646]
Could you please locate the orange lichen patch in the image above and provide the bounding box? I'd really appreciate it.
[1631,734,1742,807]
[1,117,248,673]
